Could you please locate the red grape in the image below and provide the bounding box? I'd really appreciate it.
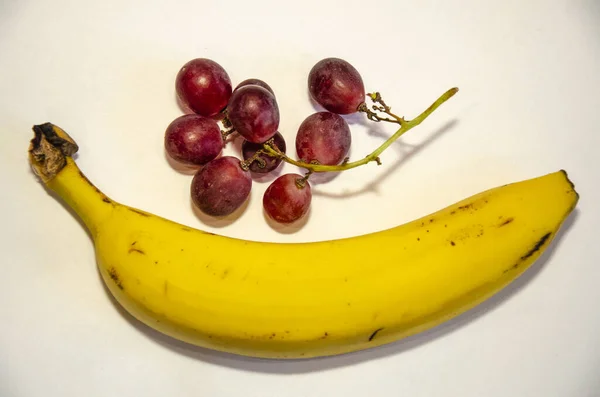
[241,132,286,173]
[164,114,223,165]
[191,156,251,217]
[235,78,275,96]
[226,85,280,143]
[176,58,232,117]
[308,58,365,114]
[296,112,351,165]
[263,174,312,224]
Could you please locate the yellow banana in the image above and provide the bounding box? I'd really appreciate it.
[29,123,579,359]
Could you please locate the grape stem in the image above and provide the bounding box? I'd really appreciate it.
[221,127,236,140]
[359,92,406,126]
[261,87,459,173]
[295,170,312,188]
[240,149,267,171]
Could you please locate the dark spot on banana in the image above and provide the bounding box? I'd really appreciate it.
[94,187,113,203]
[163,281,168,296]
[320,332,329,339]
[499,217,514,227]
[128,208,150,217]
[417,237,420,241]
[504,263,520,274]
[458,203,473,210]
[154,261,158,265]
[444,224,447,228]
[131,241,137,245]
[78,170,112,206]
[503,232,553,274]
[181,227,192,232]
[369,327,384,342]
[426,229,430,233]
[520,232,552,261]
[78,170,93,185]
[450,211,456,215]
[108,267,123,290]
[429,218,434,223]
[128,247,145,255]
[450,241,456,246]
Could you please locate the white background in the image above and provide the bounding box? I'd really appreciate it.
[1,0,599,396]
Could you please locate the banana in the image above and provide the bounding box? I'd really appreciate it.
[29,123,579,359]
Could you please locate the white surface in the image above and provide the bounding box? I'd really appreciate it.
[1,0,599,395]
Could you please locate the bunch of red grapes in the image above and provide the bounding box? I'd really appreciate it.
[164,57,365,224]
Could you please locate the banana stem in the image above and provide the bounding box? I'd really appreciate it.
[29,123,114,236]
[262,87,459,173]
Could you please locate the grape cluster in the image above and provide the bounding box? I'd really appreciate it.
[164,57,365,224]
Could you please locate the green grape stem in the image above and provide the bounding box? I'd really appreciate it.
[261,87,459,173]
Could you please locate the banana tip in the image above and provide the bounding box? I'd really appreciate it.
[559,169,580,207]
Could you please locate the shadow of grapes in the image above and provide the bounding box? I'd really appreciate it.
[263,205,312,234]
[189,194,251,228]
[249,167,285,184]
[311,119,458,199]
[163,148,202,176]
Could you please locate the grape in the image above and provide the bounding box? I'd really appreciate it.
[308,57,365,115]
[191,156,251,217]
[226,85,280,143]
[164,114,223,165]
[263,174,312,224]
[235,78,275,96]
[295,112,351,165]
[241,132,286,173]
[176,58,232,117]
